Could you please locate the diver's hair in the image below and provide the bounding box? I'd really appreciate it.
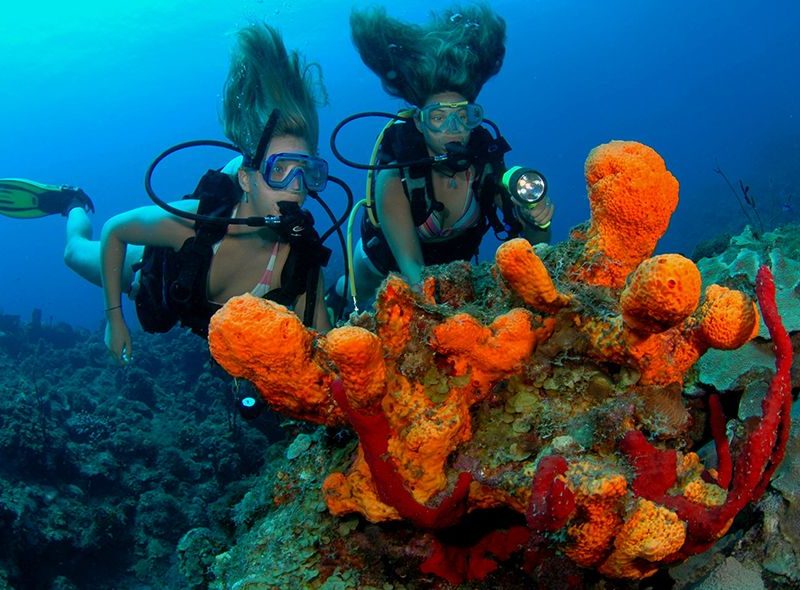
[222,23,327,158]
[350,3,505,106]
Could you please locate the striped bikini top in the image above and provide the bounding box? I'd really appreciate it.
[211,239,281,298]
[211,208,282,299]
[416,169,482,241]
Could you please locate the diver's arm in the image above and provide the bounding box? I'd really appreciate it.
[291,269,331,334]
[518,211,553,244]
[100,201,197,304]
[375,169,426,287]
[99,202,196,363]
[501,193,554,245]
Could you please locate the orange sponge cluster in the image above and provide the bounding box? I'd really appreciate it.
[698,284,760,349]
[566,255,759,387]
[206,139,772,584]
[208,295,341,425]
[597,498,686,579]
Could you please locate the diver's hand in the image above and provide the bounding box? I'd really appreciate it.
[516,195,554,229]
[104,313,133,366]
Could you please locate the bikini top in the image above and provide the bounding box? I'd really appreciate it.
[415,169,483,241]
[210,239,281,299]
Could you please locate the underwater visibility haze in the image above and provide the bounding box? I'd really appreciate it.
[0,0,797,328]
[0,1,798,589]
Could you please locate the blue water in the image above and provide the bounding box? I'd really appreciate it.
[1,0,798,329]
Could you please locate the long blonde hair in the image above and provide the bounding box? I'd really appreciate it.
[222,23,327,159]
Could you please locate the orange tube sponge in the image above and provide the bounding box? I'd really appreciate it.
[598,498,686,579]
[620,254,702,333]
[388,393,471,501]
[208,294,341,425]
[374,275,417,357]
[495,238,571,312]
[327,372,474,510]
[626,331,707,386]
[322,448,401,523]
[698,284,760,349]
[430,309,550,397]
[571,141,679,289]
[322,326,386,411]
[564,472,628,568]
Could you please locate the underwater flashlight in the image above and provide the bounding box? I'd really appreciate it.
[501,166,550,229]
[502,166,547,208]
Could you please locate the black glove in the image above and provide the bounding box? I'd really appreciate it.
[274,201,331,266]
[274,201,319,244]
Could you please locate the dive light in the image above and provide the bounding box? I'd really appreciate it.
[501,166,550,229]
[237,394,265,420]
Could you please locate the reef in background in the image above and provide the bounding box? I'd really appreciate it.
[205,141,798,589]
[0,322,277,590]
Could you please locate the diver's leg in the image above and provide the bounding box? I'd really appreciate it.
[63,208,102,286]
[63,208,143,291]
[349,239,385,309]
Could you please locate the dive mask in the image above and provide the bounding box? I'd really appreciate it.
[261,152,329,192]
[418,101,484,133]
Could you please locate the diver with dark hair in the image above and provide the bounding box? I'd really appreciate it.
[0,22,342,364]
[328,3,555,312]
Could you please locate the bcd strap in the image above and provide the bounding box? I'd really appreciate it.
[268,233,332,326]
[194,170,241,236]
[367,119,523,243]
[170,170,240,306]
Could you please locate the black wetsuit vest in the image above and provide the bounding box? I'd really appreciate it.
[134,170,329,336]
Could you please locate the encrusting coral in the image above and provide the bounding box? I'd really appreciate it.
[207,140,792,584]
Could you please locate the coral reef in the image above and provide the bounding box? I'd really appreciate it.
[0,320,276,589]
[2,142,787,590]
[208,140,795,586]
[690,223,800,393]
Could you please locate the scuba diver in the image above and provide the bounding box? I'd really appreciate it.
[328,3,555,314]
[0,22,349,367]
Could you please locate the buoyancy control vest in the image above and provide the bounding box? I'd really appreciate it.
[360,120,523,273]
[134,169,330,336]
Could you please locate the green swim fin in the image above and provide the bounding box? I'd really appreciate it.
[0,178,95,218]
